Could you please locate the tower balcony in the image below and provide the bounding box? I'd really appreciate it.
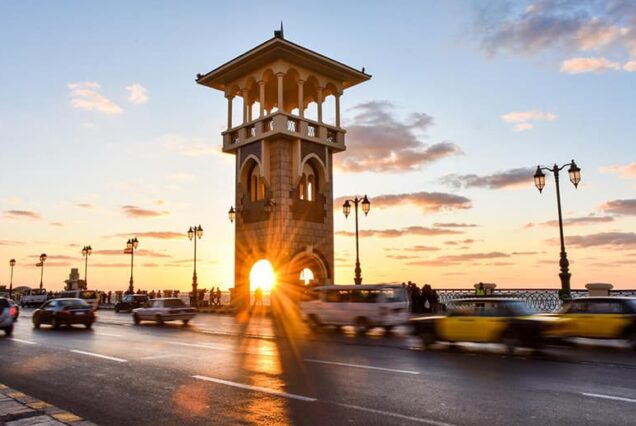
[221,112,346,153]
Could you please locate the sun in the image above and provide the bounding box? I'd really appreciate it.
[249,259,276,292]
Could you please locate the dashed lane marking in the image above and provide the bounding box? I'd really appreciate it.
[582,392,636,404]
[9,338,37,345]
[332,402,457,426]
[138,353,180,360]
[163,340,231,351]
[305,358,420,375]
[192,375,317,402]
[70,349,128,363]
[93,331,123,337]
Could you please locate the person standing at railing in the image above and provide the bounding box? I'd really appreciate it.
[475,282,486,297]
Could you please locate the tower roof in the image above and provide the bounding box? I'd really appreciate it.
[196,35,371,91]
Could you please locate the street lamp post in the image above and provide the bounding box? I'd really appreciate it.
[125,237,139,293]
[342,195,371,285]
[533,160,581,301]
[9,259,16,299]
[187,225,203,307]
[38,253,47,289]
[81,245,92,289]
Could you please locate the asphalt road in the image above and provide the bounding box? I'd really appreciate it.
[2,309,636,425]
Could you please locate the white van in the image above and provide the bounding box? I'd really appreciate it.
[59,290,99,311]
[299,284,410,333]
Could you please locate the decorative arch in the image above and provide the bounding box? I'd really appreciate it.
[286,248,331,287]
[299,153,328,185]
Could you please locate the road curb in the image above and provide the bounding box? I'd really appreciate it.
[0,383,97,425]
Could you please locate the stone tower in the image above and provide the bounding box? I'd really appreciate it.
[197,30,370,309]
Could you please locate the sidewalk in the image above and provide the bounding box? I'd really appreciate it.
[0,384,96,426]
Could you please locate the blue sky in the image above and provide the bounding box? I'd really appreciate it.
[1,0,635,291]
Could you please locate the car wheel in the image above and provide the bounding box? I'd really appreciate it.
[133,314,140,325]
[155,315,164,325]
[84,322,93,329]
[501,329,520,355]
[51,318,60,330]
[307,314,322,331]
[420,330,437,349]
[114,307,119,313]
[3,325,13,336]
[354,317,369,335]
[182,319,190,326]
[33,315,41,329]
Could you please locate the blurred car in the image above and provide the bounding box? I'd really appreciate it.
[0,297,16,336]
[8,299,20,321]
[115,294,149,313]
[411,298,555,352]
[32,298,95,329]
[545,297,636,347]
[132,298,196,325]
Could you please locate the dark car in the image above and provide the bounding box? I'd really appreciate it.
[0,297,16,336]
[32,298,95,329]
[410,298,557,352]
[115,294,149,313]
[8,299,20,321]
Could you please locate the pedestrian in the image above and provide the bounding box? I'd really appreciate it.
[107,291,112,304]
[252,287,263,311]
[475,282,486,297]
[157,290,162,298]
[216,287,222,306]
[422,284,432,313]
[210,288,216,306]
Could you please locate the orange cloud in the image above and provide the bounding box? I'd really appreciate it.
[335,192,471,213]
[121,205,169,218]
[600,199,636,215]
[105,231,184,240]
[441,167,534,190]
[336,226,462,238]
[3,210,42,220]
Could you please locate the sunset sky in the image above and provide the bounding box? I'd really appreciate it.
[1,0,635,292]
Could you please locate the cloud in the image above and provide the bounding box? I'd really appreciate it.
[92,263,131,268]
[68,82,123,114]
[76,203,93,209]
[565,232,636,248]
[624,61,636,71]
[438,251,509,262]
[92,249,171,258]
[476,1,636,56]
[29,254,73,260]
[161,134,224,157]
[444,239,476,246]
[560,56,621,73]
[0,240,24,246]
[600,199,636,215]
[121,205,169,218]
[49,222,64,227]
[600,163,636,178]
[126,83,148,104]
[441,167,534,189]
[432,222,478,228]
[335,101,462,173]
[335,192,472,213]
[336,225,462,239]
[501,110,557,131]
[525,215,615,228]
[403,245,441,252]
[386,254,420,260]
[3,210,42,220]
[105,231,184,240]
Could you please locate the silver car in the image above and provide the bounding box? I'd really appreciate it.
[0,297,15,336]
[132,298,196,325]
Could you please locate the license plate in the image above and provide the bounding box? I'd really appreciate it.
[74,311,84,316]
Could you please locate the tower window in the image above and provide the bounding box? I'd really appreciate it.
[300,162,318,201]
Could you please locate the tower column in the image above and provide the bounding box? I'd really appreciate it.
[276,72,285,112]
[297,80,304,118]
[335,92,341,128]
[259,80,266,118]
[317,86,324,123]
[227,95,233,129]
[242,88,249,124]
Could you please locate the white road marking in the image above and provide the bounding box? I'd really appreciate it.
[9,338,37,345]
[582,392,636,404]
[305,358,420,375]
[70,349,128,363]
[93,332,123,337]
[163,341,230,351]
[333,402,457,426]
[138,353,179,360]
[192,375,316,402]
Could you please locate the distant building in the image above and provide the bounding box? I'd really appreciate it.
[64,268,86,290]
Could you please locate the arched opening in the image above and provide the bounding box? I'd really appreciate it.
[246,161,264,202]
[322,84,338,126]
[250,259,276,293]
[298,159,322,201]
[303,77,320,122]
[299,267,315,285]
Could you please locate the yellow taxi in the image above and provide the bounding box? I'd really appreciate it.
[410,298,555,352]
[546,297,636,346]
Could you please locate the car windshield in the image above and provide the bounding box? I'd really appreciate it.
[505,301,536,316]
[59,299,89,307]
[625,300,636,313]
[163,299,185,307]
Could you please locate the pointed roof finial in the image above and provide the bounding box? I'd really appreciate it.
[274,21,285,39]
